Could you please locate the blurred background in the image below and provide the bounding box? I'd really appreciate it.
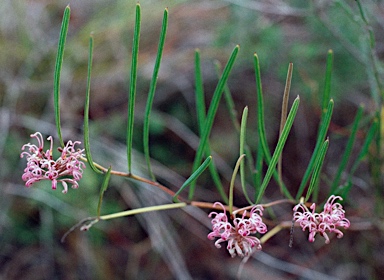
[1,0,383,279]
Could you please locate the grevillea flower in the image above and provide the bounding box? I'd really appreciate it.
[207,202,267,258]
[20,132,85,193]
[293,195,350,244]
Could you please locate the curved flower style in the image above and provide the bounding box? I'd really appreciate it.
[20,132,85,193]
[293,195,350,244]
[207,202,267,258]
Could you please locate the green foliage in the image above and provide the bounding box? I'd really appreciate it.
[127,4,141,173]
[296,99,334,200]
[54,5,70,147]
[188,45,240,200]
[329,105,364,195]
[97,166,112,217]
[194,51,228,203]
[84,34,104,175]
[305,138,329,202]
[254,53,292,198]
[173,156,212,202]
[143,8,168,180]
[229,154,246,214]
[239,107,251,204]
[6,1,384,278]
[256,97,300,203]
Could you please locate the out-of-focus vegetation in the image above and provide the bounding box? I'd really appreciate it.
[1,0,383,279]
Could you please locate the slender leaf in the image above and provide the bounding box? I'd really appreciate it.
[329,105,363,194]
[342,118,378,198]
[240,107,252,204]
[195,49,206,133]
[254,54,292,199]
[143,8,168,180]
[355,0,382,105]
[173,156,212,202]
[356,0,375,49]
[97,166,112,217]
[351,118,378,175]
[278,63,293,182]
[254,53,271,162]
[127,3,141,173]
[256,96,300,203]
[252,53,264,196]
[215,60,255,200]
[188,45,239,200]
[371,110,382,196]
[305,139,329,202]
[195,51,228,203]
[296,99,334,199]
[216,60,256,175]
[229,154,246,214]
[54,5,70,147]
[84,34,103,174]
[322,50,333,114]
[214,61,240,132]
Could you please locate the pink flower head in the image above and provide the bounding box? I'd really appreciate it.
[293,195,350,244]
[207,203,267,258]
[20,132,85,193]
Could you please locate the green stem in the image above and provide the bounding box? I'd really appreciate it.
[100,203,187,220]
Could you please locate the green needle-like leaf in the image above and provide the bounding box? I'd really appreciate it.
[305,138,329,202]
[229,154,246,214]
[195,49,206,134]
[329,105,363,195]
[214,60,258,202]
[214,61,240,132]
[296,99,334,200]
[188,45,239,200]
[194,51,228,203]
[322,50,333,114]
[54,5,70,147]
[350,118,377,175]
[278,63,293,181]
[254,53,271,162]
[356,0,382,99]
[173,156,212,202]
[84,34,103,174]
[143,8,168,180]
[356,0,376,49]
[127,3,141,174]
[342,118,378,198]
[254,55,292,199]
[240,107,252,204]
[256,96,300,203]
[97,166,112,217]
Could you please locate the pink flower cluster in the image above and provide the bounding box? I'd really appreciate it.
[293,195,350,244]
[20,132,85,193]
[207,202,267,258]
